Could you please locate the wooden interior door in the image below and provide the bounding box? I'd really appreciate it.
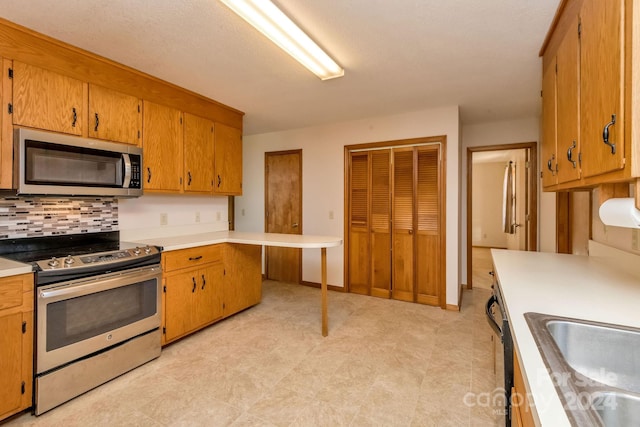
[391,148,415,302]
[348,152,370,295]
[265,150,302,283]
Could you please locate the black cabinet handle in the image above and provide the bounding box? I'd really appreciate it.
[147,167,151,183]
[201,274,206,290]
[72,107,77,127]
[217,175,221,187]
[567,141,577,168]
[192,277,196,293]
[602,114,616,154]
[188,255,203,261]
[188,171,192,186]
[94,113,100,132]
[547,154,556,175]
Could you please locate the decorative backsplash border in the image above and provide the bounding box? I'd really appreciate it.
[0,197,118,239]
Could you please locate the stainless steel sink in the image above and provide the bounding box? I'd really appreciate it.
[591,392,640,427]
[525,313,640,426]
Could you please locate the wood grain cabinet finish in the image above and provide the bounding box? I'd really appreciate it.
[214,123,243,195]
[0,274,34,422]
[161,244,261,345]
[183,113,214,194]
[512,350,535,427]
[142,101,183,192]
[222,243,261,317]
[12,61,84,136]
[88,85,141,145]
[540,0,635,190]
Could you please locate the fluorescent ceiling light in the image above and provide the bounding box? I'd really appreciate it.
[219,0,344,80]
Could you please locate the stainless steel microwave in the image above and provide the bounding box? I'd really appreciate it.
[14,128,143,197]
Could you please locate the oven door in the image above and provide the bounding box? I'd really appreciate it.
[36,265,161,374]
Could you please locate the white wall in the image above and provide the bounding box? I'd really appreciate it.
[461,117,555,284]
[472,162,508,248]
[236,105,462,307]
[118,194,229,241]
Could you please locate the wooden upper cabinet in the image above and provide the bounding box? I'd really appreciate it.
[214,123,242,195]
[142,101,183,192]
[12,61,84,136]
[541,56,558,189]
[183,113,214,194]
[88,85,141,145]
[0,58,11,189]
[579,0,625,178]
[556,12,580,184]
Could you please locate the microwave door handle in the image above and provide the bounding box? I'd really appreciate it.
[122,153,132,188]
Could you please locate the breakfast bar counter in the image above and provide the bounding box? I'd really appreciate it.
[134,231,343,336]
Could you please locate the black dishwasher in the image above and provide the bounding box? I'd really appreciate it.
[486,276,514,427]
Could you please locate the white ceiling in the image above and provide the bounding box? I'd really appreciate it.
[0,1,559,135]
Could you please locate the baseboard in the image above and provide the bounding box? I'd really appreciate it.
[472,245,507,249]
[445,283,463,311]
[446,303,460,311]
[300,281,345,292]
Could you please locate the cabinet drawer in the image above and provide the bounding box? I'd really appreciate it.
[0,274,33,311]
[163,245,222,271]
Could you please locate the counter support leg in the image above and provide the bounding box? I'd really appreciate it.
[321,247,328,337]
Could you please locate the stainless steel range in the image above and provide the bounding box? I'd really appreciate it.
[0,231,162,415]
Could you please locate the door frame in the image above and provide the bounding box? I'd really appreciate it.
[264,149,303,282]
[466,142,538,289]
[344,136,447,308]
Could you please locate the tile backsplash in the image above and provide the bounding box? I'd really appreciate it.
[0,197,118,239]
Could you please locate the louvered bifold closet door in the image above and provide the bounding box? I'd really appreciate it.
[370,150,391,298]
[391,148,415,302]
[349,152,371,295]
[416,146,441,306]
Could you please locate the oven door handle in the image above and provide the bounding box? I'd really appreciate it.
[485,295,503,339]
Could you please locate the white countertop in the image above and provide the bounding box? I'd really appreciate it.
[0,257,33,278]
[491,249,640,427]
[132,230,343,251]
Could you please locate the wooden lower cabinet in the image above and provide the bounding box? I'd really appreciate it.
[223,243,262,317]
[512,349,535,427]
[0,274,34,422]
[162,243,262,345]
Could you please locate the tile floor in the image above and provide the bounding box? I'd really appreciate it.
[5,281,504,426]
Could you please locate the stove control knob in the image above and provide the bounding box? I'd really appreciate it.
[133,247,141,256]
[144,246,152,254]
[64,256,75,266]
[48,257,59,267]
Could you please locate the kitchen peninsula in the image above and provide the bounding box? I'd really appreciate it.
[134,231,342,337]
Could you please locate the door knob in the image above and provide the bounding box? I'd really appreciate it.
[292,223,299,228]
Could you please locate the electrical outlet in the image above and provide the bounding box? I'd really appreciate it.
[216,211,221,221]
[195,212,201,223]
[241,208,245,216]
[160,213,168,226]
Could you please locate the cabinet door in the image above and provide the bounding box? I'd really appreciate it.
[12,61,84,135]
[556,14,581,184]
[142,101,183,192]
[88,85,141,145]
[1,58,11,189]
[0,312,24,419]
[184,113,214,193]
[194,263,224,327]
[164,271,196,342]
[223,244,262,317]
[391,148,414,302]
[541,58,557,188]
[580,0,625,177]
[214,123,243,195]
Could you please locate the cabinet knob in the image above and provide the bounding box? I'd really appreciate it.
[187,171,192,186]
[192,277,197,293]
[201,274,206,290]
[217,175,222,187]
[147,167,152,183]
[71,107,77,127]
[94,113,100,132]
